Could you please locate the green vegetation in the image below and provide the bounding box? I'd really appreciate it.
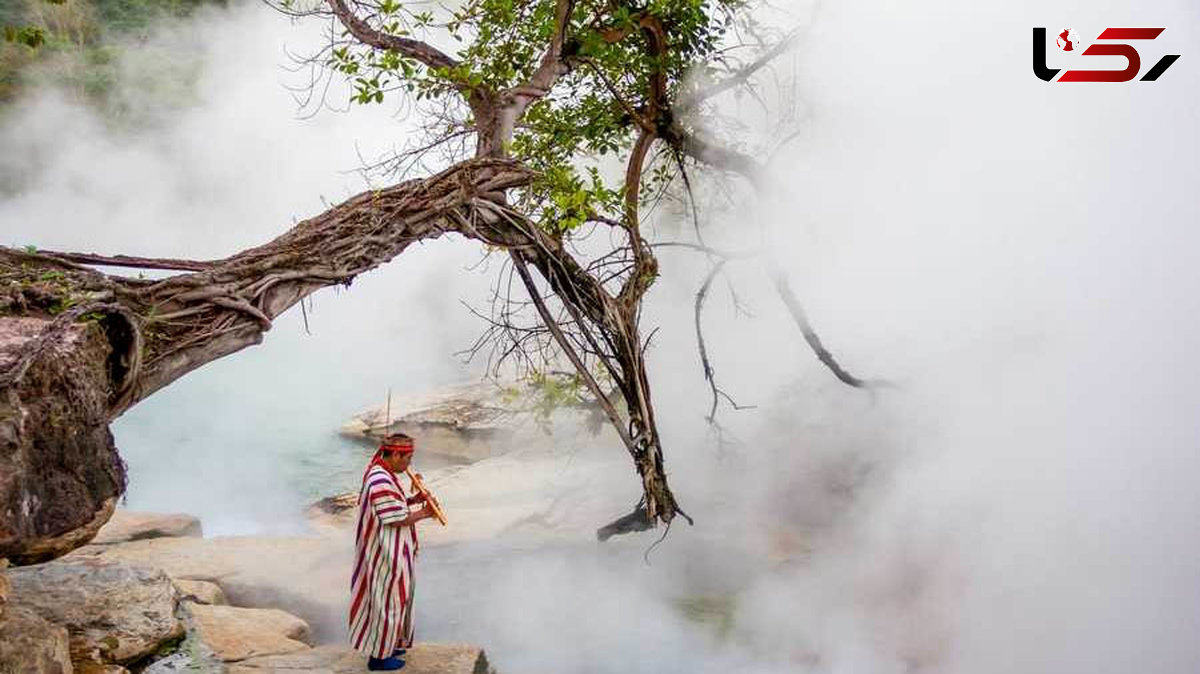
[318,0,749,239]
[0,0,222,105]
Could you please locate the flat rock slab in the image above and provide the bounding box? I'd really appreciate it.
[70,535,335,582]
[174,579,227,605]
[229,644,491,674]
[91,511,202,545]
[0,605,73,674]
[67,535,351,642]
[186,602,312,662]
[7,557,183,665]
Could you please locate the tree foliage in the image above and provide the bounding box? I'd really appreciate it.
[263,0,868,531]
[0,0,871,559]
[287,0,779,237]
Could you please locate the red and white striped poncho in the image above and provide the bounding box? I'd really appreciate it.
[349,462,419,659]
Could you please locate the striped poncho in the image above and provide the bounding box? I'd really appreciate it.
[349,462,419,659]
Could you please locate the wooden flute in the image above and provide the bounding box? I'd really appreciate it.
[405,468,448,525]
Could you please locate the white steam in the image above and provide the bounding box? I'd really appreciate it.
[2,0,1200,672]
[0,1,497,532]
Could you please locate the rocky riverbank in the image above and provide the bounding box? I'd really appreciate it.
[0,383,636,674]
[340,381,610,464]
[0,510,493,674]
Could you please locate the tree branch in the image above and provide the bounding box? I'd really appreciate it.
[618,128,657,303]
[325,0,459,71]
[510,0,574,98]
[677,28,801,113]
[510,249,635,451]
[498,0,577,146]
[665,121,764,185]
[38,251,215,272]
[769,266,869,388]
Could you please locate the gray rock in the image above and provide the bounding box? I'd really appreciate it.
[341,380,606,463]
[70,535,349,643]
[184,603,311,662]
[90,512,202,546]
[173,579,226,606]
[141,653,194,674]
[7,558,183,665]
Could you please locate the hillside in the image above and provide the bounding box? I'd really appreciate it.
[1,0,223,105]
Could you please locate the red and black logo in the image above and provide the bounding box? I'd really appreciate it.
[1033,27,1180,82]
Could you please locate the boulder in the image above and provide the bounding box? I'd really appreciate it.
[173,579,227,606]
[229,644,492,674]
[68,535,351,642]
[0,315,127,565]
[342,383,518,463]
[305,493,358,530]
[7,497,118,567]
[184,603,311,662]
[340,380,608,463]
[0,604,73,674]
[6,558,183,665]
[91,511,202,545]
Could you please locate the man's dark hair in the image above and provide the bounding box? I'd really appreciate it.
[380,433,415,453]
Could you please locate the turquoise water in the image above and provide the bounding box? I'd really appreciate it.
[287,433,469,502]
[114,390,472,537]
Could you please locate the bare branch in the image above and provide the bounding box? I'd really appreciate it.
[694,260,755,421]
[649,241,757,259]
[510,250,634,450]
[677,28,801,113]
[769,266,869,388]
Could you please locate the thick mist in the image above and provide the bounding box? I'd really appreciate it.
[3,0,1200,672]
[1,2,499,533]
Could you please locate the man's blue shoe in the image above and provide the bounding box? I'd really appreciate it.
[392,648,407,658]
[367,656,405,671]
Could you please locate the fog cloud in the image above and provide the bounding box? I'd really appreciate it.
[3,0,1199,672]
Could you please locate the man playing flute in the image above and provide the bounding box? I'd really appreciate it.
[349,433,437,671]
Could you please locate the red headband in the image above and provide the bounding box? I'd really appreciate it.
[379,438,414,454]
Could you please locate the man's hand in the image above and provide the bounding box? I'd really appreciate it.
[396,505,435,528]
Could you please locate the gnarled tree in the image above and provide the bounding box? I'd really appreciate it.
[0,0,869,564]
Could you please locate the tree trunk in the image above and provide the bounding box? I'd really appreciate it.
[0,157,684,562]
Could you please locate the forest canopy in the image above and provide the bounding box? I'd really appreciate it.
[0,0,224,104]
